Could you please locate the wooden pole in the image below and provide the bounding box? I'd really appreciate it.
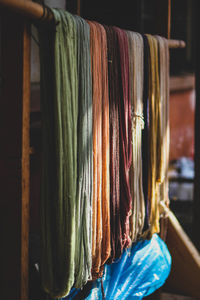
[0,0,185,51]
[0,7,30,300]
[21,21,31,300]
[0,0,53,21]
[193,0,200,251]
[168,39,186,48]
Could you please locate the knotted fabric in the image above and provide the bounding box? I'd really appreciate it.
[155,36,170,240]
[126,31,145,241]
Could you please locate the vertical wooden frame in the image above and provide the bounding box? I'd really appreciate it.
[193,0,200,251]
[21,22,31,300]
[0,8,30,300]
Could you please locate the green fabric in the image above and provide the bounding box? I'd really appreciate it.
[39,8,92,298]
[73,15,93,288]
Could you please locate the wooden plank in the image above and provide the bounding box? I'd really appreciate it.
[0,8,30,300]
[163,209,200,299]
[21,21,31,300]
[193,0,200,251]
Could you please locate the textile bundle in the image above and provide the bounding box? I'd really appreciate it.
[38,8,170,299]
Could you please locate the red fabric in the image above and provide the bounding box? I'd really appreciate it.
[104,25,123,261]
[114,27,132,248]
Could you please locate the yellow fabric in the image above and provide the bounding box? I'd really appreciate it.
[146,35,160,237]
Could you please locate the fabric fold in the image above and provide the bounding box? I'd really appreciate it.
[113,26,133,248]
[104,25,123,261]
[39,9,78,298]
[126,31,145,241]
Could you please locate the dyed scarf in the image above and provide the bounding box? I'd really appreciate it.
[114,27,132,248]
[39,9,78,298]
[126,31,145,241]
[142,34,150,233]
[145,34,160,238]
[104,25,123,261]
[155,36,170,240]
[88,21,111,279]
[87,20,103,279]
[39,9,93,298]
[73,15,93,288]
[97,23,111,271]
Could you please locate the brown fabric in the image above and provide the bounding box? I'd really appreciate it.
[104,25,123,262]
[114,27,132,248]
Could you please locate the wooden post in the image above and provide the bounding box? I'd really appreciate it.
[193,0,200,251]
[0,7,30,300]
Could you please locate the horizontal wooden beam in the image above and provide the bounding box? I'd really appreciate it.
[168,39,186,49]
[0,0,186,50]
[0,0,53,22]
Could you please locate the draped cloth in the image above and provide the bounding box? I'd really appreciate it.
[73,15,93,288]
[126,31,145,241]
[87,21,103,279]
[145,35,161,238]
[104,25,123,261]
[38,7,170,296]
[155,36,170,240]
[39,9,93,298]
[98,24,111,271]
[113,27,132,248]
[87,21,111,279]
[142,34,150,233]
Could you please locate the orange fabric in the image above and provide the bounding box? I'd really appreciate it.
[97,23,111,268]
[88,21,102,278]
[88,21,111,279]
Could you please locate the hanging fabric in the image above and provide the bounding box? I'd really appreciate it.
[39,9,78,298]
[87,21,111,279]
[39,8,94,298]
[141,34,150,233]
[73,15,93,288]
[144,34,160,238]
[155,36,170,240]
[97,23,111,271]
[126,31,145,241]
[38,7,171,298]
[103,25,123,262]
[87,20,103,279]
[113,26,133,248]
